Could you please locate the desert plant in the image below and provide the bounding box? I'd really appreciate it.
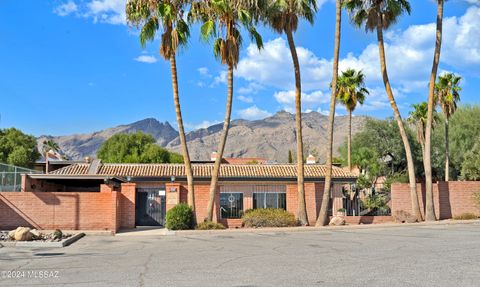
[452,213,478,220]
[361,194,390,215]
[242,208,297,228]
[165,203,194,230]
[196,221,226,230]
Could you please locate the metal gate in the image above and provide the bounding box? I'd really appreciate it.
[135,188,166,226]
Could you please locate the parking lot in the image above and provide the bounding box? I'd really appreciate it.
[1,223,479,287]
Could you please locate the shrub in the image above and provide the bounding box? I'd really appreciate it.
[361,194,390,215]
[453,213,478,220]
[196,221,226,230]
[242,208,297,228]
[165,203,193,230]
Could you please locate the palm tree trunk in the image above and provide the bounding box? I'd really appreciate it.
[424,0,443,221]
[348,109,352,171]
[445,119,449,181]
[286,27,308,226]
[376,12,423,221]
[45,152,49,174]
[170,55,195,217]
[206,64,234,222]
[316,0,341,227]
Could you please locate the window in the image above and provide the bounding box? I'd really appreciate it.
[220,193,243,219]
[253,192,286,210]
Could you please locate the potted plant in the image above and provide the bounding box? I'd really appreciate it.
[337,208,346,216]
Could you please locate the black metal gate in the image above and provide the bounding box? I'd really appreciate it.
[135,188,166,226]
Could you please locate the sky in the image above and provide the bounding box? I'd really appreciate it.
[0,0,479,136]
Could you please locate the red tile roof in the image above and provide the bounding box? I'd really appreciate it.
[50,163,357,179]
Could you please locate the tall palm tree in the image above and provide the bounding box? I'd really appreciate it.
[344,0,423,222]
[42,139,60,174]
[190,0,264,222]
[316,0,341,227]
[126,0,197,214]
[435,73,461,182]
[423,0,444,221]
[336,68,368,171]
[408,102,439,159]
[264,0,317,226]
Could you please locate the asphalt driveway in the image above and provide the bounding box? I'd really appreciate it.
[1,223,479,287]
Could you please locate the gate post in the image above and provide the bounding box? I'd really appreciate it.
[165,183,181,211]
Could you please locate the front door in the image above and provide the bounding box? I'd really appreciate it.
[135,188,166,226]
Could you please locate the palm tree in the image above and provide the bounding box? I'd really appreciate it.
[344,0,423,222]
[435,73,461,182]
[264,0,317,226]
[336,68,368,171]
[190,0,264,222]
[408,102,439,159]
[42,139,59,174]
[126,0,196,214]
[316,0,341,227]
[423,0,444,221]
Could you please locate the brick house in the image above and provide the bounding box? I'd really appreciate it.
[2,159,356,230]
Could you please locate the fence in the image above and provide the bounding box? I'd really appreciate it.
[0,163,40,192]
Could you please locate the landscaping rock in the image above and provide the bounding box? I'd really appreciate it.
[329,216,346,226]
[393,210,418,223]
[53,229,63,240]
[14,227,33,241]
[30,229,41,239]
[8,229,16,240]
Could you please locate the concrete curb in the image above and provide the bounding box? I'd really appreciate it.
[0,233,85,248]
[169,219,480,236]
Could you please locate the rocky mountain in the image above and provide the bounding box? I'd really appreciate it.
[37,111,367,163]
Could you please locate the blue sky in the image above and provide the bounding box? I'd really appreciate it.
[0,0,478,136]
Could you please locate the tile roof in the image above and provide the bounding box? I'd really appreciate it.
[49,163,357,179]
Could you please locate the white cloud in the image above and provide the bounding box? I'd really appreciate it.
[198,67,211,77]
[54,1,78,16]
[185,120,221,130]
[237,95,253,103]
[53,0,126,24]
[86,0,126,24]
[273,90,329,112]
[212,70,228,86]
[237,105,272,120]
[134,55,157,64]
[238,82,264,95]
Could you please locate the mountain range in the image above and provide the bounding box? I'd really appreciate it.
[37,111,367,163]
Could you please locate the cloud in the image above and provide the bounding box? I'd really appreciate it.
[54,1,78,16]
[212,70,228,86]
[134,55,158,64]
[273,90,329,112]
[238,82,264,95]
[53,0,126,24]
[185,120,221,130]
[237,105,272,120]
[198,67,211,77]
[237,95,253,103]
[86,0,126,24]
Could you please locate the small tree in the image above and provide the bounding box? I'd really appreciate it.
[97,132,182,163]
[460,141,480,181]
[0,128,40,168]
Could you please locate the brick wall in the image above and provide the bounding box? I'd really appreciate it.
[0,183,137,232]
[391,181,480,219]
[0,191,116,231]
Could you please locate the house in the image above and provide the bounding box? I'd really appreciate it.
[0,156,357,231]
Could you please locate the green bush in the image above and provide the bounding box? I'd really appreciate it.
[453,213,478,220]
[196,221,226,230]
[242,208,297,228]
[165,204,193,230]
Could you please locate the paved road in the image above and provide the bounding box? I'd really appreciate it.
[0,223,479,287]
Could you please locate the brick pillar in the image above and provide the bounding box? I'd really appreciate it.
[120,183,136,229]
[100,184,114,193]
[332,184,344,216]
[111,191,119,233]
[165,183,181,211]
